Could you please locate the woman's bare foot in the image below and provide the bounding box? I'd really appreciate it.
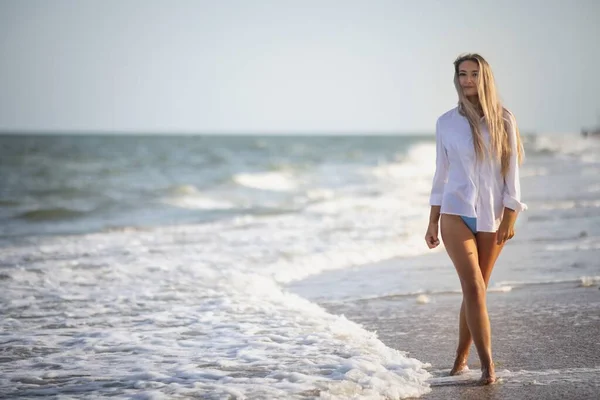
[479,365,496,385]
[449,357,469,376]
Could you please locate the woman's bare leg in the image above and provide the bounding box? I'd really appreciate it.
[451,232,505,376]
[450,300,470,375]
[440,214,495,384]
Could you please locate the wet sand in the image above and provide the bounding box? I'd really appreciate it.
[323,280,600,399]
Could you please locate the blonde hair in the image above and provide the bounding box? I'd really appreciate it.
[453,53,524,176]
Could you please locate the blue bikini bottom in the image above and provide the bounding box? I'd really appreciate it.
[460,216,477,234]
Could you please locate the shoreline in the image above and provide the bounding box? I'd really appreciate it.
[321,280,600,399]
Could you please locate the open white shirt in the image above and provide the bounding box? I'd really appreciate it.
[429,107,527,232]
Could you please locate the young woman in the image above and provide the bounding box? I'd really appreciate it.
[424,53,526,384]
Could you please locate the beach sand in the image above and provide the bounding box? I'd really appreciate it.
[320,263,600,399]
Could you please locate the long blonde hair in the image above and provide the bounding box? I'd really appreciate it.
[453,53,524,176]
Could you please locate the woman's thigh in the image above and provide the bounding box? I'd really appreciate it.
[475,232,505,285]
[440,214,482,285]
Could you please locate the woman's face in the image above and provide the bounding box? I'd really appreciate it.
[458,60,479,97]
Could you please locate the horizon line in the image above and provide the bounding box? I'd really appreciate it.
[0,129,437,136]
[0,129,556,137]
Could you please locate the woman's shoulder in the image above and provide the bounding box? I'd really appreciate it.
[502,107,517,122]
[502,107,518,134]
[437,107,459,123]
[436,107,461,131]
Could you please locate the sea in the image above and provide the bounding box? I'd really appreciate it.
[1,132,599,399]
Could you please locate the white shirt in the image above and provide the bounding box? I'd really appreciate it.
[429,107,527,232]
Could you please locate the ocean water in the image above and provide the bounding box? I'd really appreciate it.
[1,133,599,399]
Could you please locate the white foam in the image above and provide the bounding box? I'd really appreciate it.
[489,285,513,293]
[536,199,600,211]
[160,194,235,210]
[537,200,577,210]
[0,241,431,398]
[586,183,600,193]
[532,134,595,156]
[370,142,435,181]
[416,295,430,304]
[579,276,600,287]
[234,171,299,191]
[500,367,600,385]
[428,366,600,387]
[306,188,335,201]
[159,184,238,210]
[495,276,600,288]
[1,207,433,397]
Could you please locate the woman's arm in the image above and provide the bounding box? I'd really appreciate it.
[429,119,449,207]
[426,206,442,248]
[426,119,447,249]
[502,113,527,213]
[498,113,527,244]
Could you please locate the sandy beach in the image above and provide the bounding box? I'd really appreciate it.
[317,253,600,399]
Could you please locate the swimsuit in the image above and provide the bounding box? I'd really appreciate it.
[460,215,477,235]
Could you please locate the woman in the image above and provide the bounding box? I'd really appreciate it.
[424,53,526,385]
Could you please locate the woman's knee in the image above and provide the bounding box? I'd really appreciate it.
[461,278,486,302]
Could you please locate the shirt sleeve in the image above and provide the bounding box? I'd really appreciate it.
[429,118,448,206]
[502,114,527,212]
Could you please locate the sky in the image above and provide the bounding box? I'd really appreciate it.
[0,0,599,134]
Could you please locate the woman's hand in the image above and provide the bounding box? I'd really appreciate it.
[497,208,517,245]
[425,222,441,249]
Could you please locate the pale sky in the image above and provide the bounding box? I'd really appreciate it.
[1,0,598,134]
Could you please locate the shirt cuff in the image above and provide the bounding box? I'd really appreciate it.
[429,194,443,206]
[503,196,527,212]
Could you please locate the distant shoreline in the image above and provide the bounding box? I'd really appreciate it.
[0,130,548,137]
[0,130,435,137]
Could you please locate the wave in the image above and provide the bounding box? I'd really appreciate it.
[344,285,513,304]
[370,142,436,180]
[16,208,88,221]
[529,198,600,212]
[527,134,600,161]
[233,171,299,192]
[544,236,600,252]
[28,186,97,199]
[165,184,202,196]
[1,229,432,398]
[161,184,236,210]
[161,196,236,211]
[428,366,600,387]
[496,276,600,288]
[332,276,600,305]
